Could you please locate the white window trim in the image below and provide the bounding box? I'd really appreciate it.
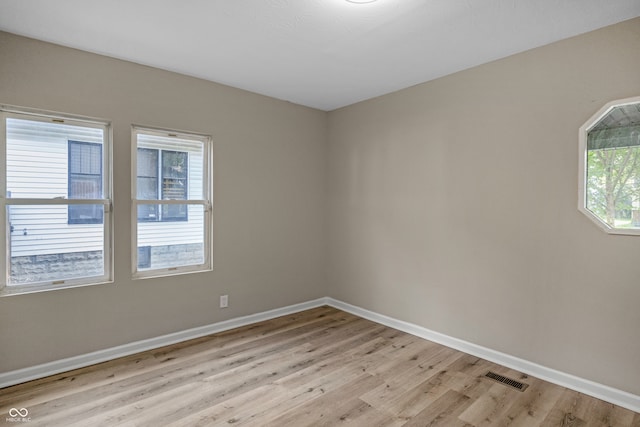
[131,125,213,279]
[578,95,640,236]
[0,105,114,296]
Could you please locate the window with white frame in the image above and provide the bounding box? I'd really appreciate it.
[132,126,212,277]
[0,106,112,295]
[579,96,640,235]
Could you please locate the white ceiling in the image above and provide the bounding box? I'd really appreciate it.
[1,0,639,111]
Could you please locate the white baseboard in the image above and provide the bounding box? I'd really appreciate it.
[0,298,329,390]
[1,296,638,413]
[325,297,640,413]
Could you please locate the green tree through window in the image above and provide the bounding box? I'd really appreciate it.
[582,98,640,233]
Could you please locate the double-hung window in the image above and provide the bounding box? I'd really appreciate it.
[132,126,212,277]
[1,106,112,295]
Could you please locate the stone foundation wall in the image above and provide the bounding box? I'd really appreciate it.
[10,243,204,283]
[10,251,103,284]
[147,243,204,269]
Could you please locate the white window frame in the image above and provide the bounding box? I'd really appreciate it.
[578,95,640,236]
[0,105,113,296]
[131,125,213,279]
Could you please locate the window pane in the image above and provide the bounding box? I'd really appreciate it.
[69,202,104,224]
[137,133,203,200]
[161,201,188,221]
[69,175,102,199]
[7,204,104,285]
[69,141,102,177]
[581,99,640,234]
[137,148,159,180]
[161,151,188,220]
[162,151,188,179]
[137,204,205,270]
[138,203,159,222]
[137,177,159,201]
[68,141,103,224]
[137,148,159,212]
[162,178,187,200]
[586,146,640,229]
[7,118,104,199]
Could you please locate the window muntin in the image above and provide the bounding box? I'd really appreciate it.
[1,107,112,295]
[132,127,211,277]
[579,97,640,235]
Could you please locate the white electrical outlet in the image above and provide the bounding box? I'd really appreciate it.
[219,294,229,308]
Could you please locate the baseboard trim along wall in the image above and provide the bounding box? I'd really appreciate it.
[326,298,640,414]
[1,297,638,413]
[0,298,328,390]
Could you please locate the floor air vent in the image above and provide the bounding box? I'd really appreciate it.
[484,371,529,391]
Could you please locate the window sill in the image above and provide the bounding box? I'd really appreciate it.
[0,278,113,297]
[132,264,212,281]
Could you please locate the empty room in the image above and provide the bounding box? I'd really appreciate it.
[1,1,639,425]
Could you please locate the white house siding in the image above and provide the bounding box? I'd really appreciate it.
[7,119,205,258]
[7,118,105,257]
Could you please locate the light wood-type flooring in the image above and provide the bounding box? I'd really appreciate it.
[1,306,638,426]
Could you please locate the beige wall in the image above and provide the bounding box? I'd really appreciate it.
[0,32,327,372]
[327,18,640,396]
[2,17,640,398]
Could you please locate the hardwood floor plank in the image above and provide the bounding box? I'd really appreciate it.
[495,379,564,427]
[400,389,472,427]
[360,347,464,415]
[258,373,384,427]
[0,306,339,409]
[542,388,600,426]
[450,379,526,425]
[305,398,403,427]
[0,306,637,427]
[139,331,396,426]
[227,356,387,426]
[0,310,343,407]
[69,342,314,427]
[582,399,637,427]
